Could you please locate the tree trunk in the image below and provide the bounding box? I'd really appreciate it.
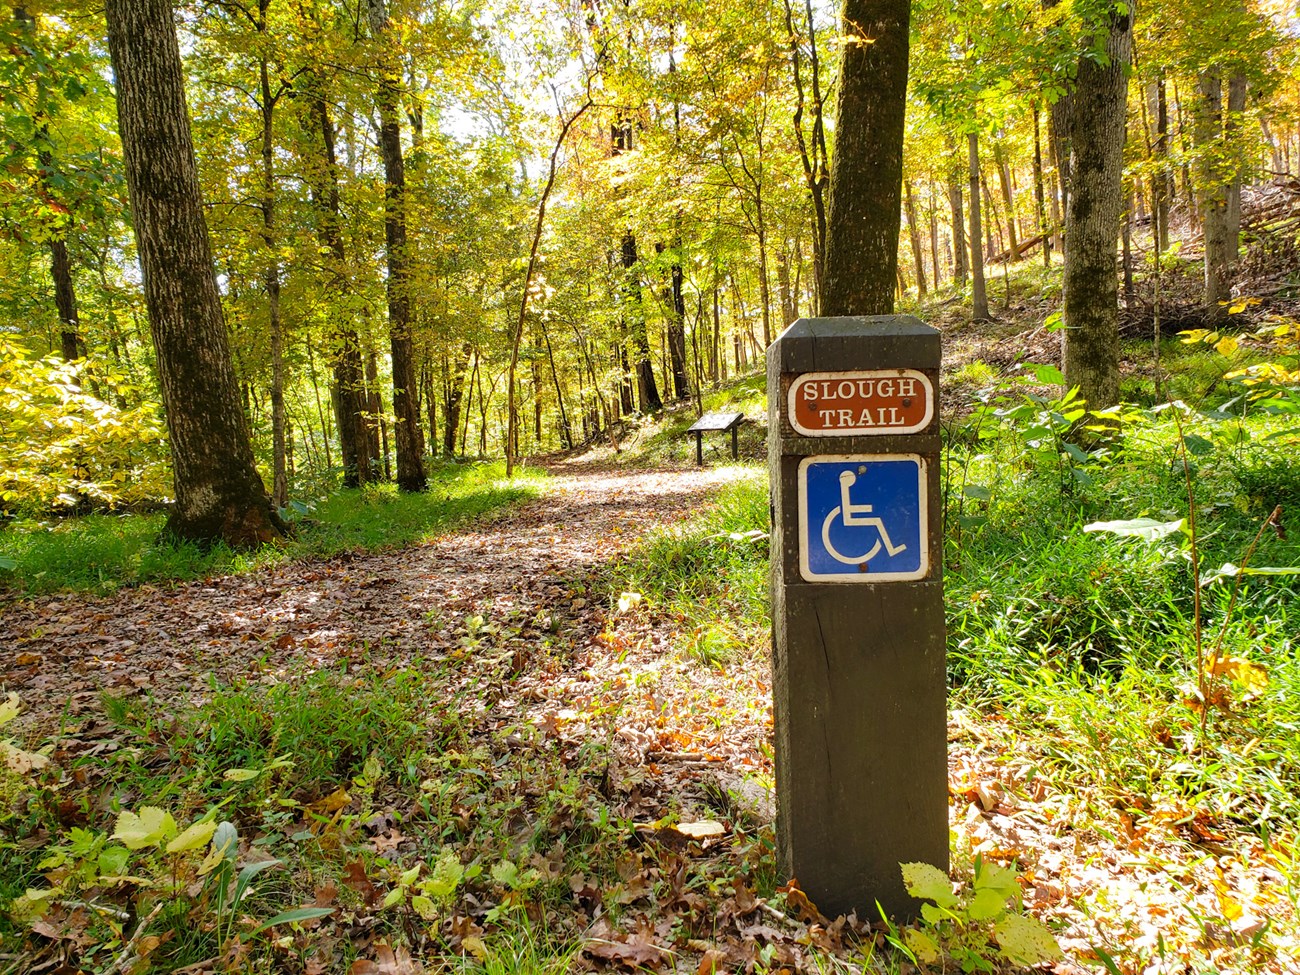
[948,166,968,284]
[622,231,662,412]
[443,344,469,456]
[784,0,829,306]
[368,0,425,491]
[259,55,287,509]
[968,132,990,320]
[928,179,943,287]
[1050,93,1072,256]
[904,179,928,296]
[994,141,1021,258]
[15,7,82,361]
[820,0,909,315]
[1146,74,1172,254]
[1033,107,1051,267]
[104,0,281,546]
[777,243,796,326]
[49,237,81,360]
[1063,7,1132,409]
[1196,67,1232,322]
[307,88,371,487]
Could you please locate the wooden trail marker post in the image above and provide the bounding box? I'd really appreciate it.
[767,315,948,920]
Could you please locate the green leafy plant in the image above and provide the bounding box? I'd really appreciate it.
[890,859,1062,972]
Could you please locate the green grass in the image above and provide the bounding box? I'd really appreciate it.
[0,460,545,595]
[617,467,769,664]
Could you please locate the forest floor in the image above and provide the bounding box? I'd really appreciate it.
[3,459,1297,975]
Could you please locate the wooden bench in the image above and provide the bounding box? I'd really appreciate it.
[686,412,744,466]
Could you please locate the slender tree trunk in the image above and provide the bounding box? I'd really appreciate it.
[104,0,281,546]
[784,0,829,309]
[307,88,370,487]
[968,132,990,320]
[995,142,1021,258]
[777,243,796,326]
[1033,107,1051,267]
[505,96,592,473]
[1196,67,1232,322]
[443,344,469,456]
[540,322,572,448]
[368,0,425,491]
[1146,74,1172,254]
[928,178,943,287]
[258,54,287,508]
[948,166,968,284]
[904,179,928,296]
[622,231,662,412]
[1051,92,1072,256]
[15,7,81,361]
[1063,6,1132,409]
[49,238,81,360]
[658,240,691,398]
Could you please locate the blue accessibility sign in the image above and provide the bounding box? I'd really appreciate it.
[798,454,929,582]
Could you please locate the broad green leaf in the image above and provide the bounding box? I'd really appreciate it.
[968,886,1008,921]
[166,819,217,854]
[491,859,519,886]
[399,865,421,887]
[1083,517,1185,543]
[252,906,335,933]
[1027,363,1066,384]
[963,484,992,501]
[112,807,178,850]
[98,845,130,876]
[0,555,15,571]
[993,913,1063,966]
[411,894,438,920]
[973,861,1020,901]
[424,851,464,899]
[903,927,940,963]
[901,862,957,908]
[919,901,946,924]
[383,886,406,909]
[223,768,260,782]
[1182,434,1214,456]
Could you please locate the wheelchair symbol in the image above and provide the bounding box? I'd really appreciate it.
[821,469,908,565]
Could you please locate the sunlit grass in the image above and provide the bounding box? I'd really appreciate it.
[0,460,546,595]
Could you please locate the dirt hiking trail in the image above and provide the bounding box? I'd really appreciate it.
[1,466,754,730]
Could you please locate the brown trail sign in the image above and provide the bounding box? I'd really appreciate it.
[767,316,948,920]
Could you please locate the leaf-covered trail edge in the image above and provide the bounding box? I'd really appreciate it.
[2,464,1296,974]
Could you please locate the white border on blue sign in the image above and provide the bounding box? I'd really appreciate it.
[797,453,929,583]
[787,369,934,437]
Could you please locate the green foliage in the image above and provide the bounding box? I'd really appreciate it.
[617,468,769,664]
[0,341,170,513]
[13,811,332,971]
[890,859,1063,971]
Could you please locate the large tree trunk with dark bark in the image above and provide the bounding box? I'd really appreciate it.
[368,0,426,491]
[820,0,909,315]
[1062,6,1132,409]
[105,0,282,547]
